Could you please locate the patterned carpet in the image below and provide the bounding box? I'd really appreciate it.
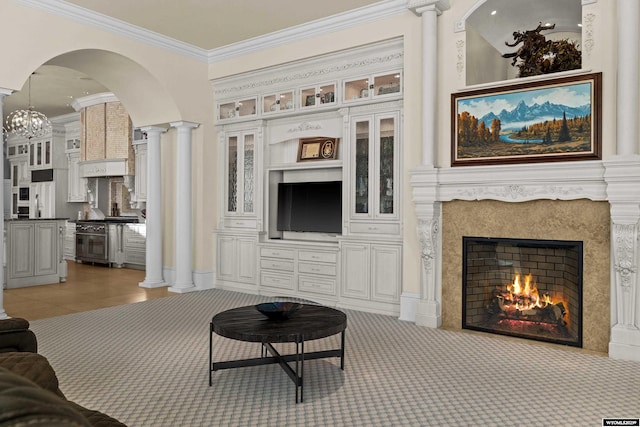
[31,289,640,427]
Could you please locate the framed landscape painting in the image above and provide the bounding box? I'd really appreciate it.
[451,72,602,166]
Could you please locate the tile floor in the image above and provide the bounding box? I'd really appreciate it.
[3,262,173,320]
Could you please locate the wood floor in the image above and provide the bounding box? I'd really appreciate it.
[3,261,174,320]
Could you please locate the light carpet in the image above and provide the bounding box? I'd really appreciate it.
[31,289,640,427]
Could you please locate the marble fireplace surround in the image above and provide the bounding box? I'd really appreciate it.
[410,159,640,359]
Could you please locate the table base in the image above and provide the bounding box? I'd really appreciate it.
[209,327,345,403]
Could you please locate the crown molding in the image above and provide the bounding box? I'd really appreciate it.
[71,92,119,110]
[207,0,408,64]
[16,0,209,62]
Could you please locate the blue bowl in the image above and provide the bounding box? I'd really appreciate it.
[255,302,302,320]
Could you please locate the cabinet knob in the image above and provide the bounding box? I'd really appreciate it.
[368,226,378,231]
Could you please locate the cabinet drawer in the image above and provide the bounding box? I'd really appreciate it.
[260,259,294,272]
[298,275,336,296]
[261,271,294,290]
[298,250,337,263]
[350,222,400,235]
[298,262,337,276]
[223,218,257,229]
[260,247,295,260]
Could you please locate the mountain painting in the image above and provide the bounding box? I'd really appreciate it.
[452,73,601,166]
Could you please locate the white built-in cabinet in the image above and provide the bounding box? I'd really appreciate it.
[216,233,258,291]
[213,38,404,316]
[132,139,147,203]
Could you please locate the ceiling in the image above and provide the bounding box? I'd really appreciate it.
[3,0,581,129]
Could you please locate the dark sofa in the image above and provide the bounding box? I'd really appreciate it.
[0,318,126,426]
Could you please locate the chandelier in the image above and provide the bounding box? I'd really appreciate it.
[5,73,51,140]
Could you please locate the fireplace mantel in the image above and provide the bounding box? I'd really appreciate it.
[410,157,640,361]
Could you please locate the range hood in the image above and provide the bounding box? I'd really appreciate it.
[80,158,131,177]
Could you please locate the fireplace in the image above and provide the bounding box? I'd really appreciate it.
[462,236,583,347]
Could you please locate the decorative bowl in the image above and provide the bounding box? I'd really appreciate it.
[255,302,302,320]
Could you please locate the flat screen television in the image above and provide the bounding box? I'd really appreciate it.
[277,181,342,234]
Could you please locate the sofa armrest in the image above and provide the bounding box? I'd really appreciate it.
[0,318,30,332]
[0,368,91,426]
[0,318,38,353]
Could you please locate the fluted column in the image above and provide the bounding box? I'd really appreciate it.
[616,0,639,156]
[408,0,449,328]
[139,126,166,288]
[0,88,11,319]
[169,121,198,293]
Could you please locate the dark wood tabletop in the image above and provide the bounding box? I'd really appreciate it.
[211,304,347,343]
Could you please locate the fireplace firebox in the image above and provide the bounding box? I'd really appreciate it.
[462,237,583,347]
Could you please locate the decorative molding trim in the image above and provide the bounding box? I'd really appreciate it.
[583,13,596,60]
[208,0,407,63]
[456,39,465,79]
[16,0,208,62]
[71,92,119,110]
[214,40,404,98]
[287,122,323,133]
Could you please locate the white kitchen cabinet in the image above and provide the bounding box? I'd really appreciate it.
[262,91,294,114]
[29,182,54,219]
[67,151,88,202]
[63,221,76,261]
[123,224,146,267]
[216,233,257,290]
[132,139,147,203]
[6,220,67,288]
[10,158,29,187]
[340,241,402,304]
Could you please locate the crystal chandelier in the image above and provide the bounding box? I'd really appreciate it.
[5,74,51,140]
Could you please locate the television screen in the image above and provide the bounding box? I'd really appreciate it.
[277,181,342,233]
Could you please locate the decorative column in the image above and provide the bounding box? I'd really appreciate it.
[616,0,639,157]
[604,0,640,361]
[139,126,166,288]
[169,121,198,293]
[0,88,10,319]
[408,0,450,328]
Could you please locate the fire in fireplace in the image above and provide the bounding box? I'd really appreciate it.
[462,237,583,347]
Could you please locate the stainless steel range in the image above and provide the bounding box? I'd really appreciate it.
[76,221,109,264]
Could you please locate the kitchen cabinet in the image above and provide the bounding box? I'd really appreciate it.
[63,221,76,261]
[133,139,147,203]
[67,151,88,202]
[6,219,67,288]
[123,223,146,267]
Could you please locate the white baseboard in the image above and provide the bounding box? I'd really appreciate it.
[399,292,420,322]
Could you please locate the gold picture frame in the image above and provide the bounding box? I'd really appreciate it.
[297,137,339,162]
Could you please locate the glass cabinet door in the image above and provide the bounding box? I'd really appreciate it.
[351,112,399,219]
[226,131,256,216]
[227,136,238,213]
[378,117,395,215]
[242,133,255,214]
[354,120,370,214]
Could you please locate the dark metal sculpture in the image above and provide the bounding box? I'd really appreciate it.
[503,22,582,77]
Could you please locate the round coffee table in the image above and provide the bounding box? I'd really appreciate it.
[209,304,347,403]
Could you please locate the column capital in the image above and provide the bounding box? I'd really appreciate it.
[169,120,199,130]
[0,88,12,97]
[407,0,450,16]
[139,125,167,134]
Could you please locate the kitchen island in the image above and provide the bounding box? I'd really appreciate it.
[4,219,68,288]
